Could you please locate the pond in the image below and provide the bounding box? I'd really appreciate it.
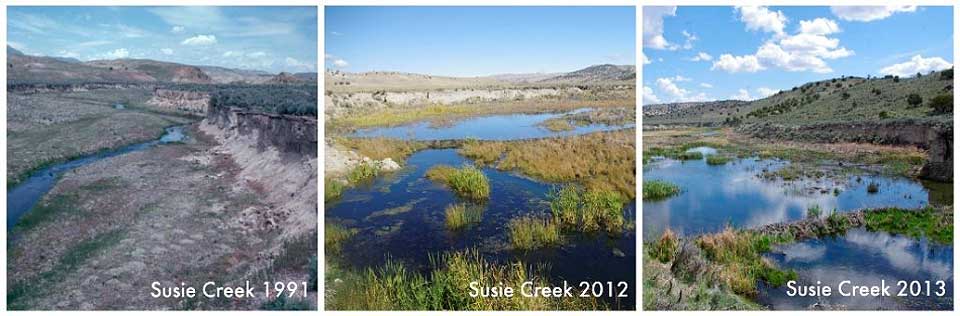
[326,149,637,309]
[350,110,633,140]
[7,125,187,231]
[757,228,953,310]
[642,154,941,241]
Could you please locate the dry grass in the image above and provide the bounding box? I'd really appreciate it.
[336,137,426,163]
[508,216,563,250]
[461,130,636,199]
[696,227,796,297]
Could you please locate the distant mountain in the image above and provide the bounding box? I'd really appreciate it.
[292,72,318,82]
[8,48,159,83]
[489,72,561,84]
[84,59,212,84]
[50,56,82,64]
[198,65,273,84]
[539,64,636,84]
[7,45,24,56]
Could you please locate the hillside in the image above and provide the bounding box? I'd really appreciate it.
[539,64,636,84]
[198,65,273,84]
[644,69,954,126]
[84,59,212,84]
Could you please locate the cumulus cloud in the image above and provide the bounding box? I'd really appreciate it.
[736,6,788,35]
[713,16,853,73]
[681,30,698,50]
[247,51,267,58]
[643,6,678,50]
[181,34,217,46]
[642,52,651,65]
[223,51,240,57]
[104,48,129,59]
[690,52,713,62]
[830,6,916,22]
[757,87,779,97]
[712,54,764,73]
[171,25,185,33]
[730,89,752,100]
[671,75,692,82]
[799,18,840,35]
[332,59,349,68]
[161,48,173,55]
[643,86,661,105]
[656,77,709,102]
[700,83,713,88]
[880,55,953,77]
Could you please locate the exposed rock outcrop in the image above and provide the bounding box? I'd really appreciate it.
[146,88,210,114]
[206,104,317,157]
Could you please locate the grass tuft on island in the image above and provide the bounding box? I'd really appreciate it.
[864,206,952,244]
[426,164,491,201]
[696,227,797,297]
[642,180,680,201]
[444,203,484,230]
[705,155,733,165]
[325,249,601,310]
[548,185,626,234]
[508,215,563,250]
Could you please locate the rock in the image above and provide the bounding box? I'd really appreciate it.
[379,158,401,171]
[612,248,626,257]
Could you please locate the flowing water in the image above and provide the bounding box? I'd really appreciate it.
[7,126,187,230]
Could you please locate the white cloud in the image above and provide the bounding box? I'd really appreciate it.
[324,53,333,60]
[799,18,840,35]
[116,24,148,38]
[730,89,752,100]
[690,52,713,62]
[712,54,764,73]
[880,55,953,77]
[757,87,779,98]
[700,83,713,88]
[180,34,218,46]
[161,48,174,55]
[681,30,698,50]
[656,77,710,102]
[8,41,27,52]
[642,52,651,65]
[247,51,267,58]
[643,86,661,105]
[736,6,788,35]
[712,18,853,74]
[74,40,112,48]
[830,6,916,22]
[171,25,185,33]
[285,57,317,71]
[643,6,678,50]
[223,51,240,57]
[330,31,343,36]
[332,59,349,68]
[104,48,129,59]
[57,50,79,58]
[671,75,692,82]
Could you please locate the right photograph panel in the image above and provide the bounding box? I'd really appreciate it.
[642,5,954,311]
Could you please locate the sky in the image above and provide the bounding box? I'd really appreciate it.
[7,6,318,73]
[643,6,954,105]
[325,6,636,77]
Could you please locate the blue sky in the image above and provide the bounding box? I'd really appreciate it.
[643,6,954,105]
[325,6,636,77]
[8,6,318,73]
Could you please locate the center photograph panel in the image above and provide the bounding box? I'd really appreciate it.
[323,6,637,311]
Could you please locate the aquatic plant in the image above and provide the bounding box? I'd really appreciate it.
[649,228,679,263]
[643,180,680,201]
[337,137,426,164]
[806,205,822,218]
[325,178,344,201]
[582,189,625,233]
[866,182,880,193]
[426,164,490,201]
[347,162,379,184]
[325,223,356,254]
[508,216,562,250]
[678,151,703,160]
[444,203,483,230]
[825,210,850,233]
[548,185,581,226]
[705,155,732,165]
[540,118,575,132]
[864,206,952,244]
[325,249,599,310]
[696,227,796,296]
[459,139,506,165]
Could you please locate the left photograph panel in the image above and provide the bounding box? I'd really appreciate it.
[6,6,318,310]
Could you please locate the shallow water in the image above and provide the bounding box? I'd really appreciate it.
[757,228,953,310]
[326,149,636,309]
[351,110,633,140]
[7,125,187,230]
[642,155,939,241]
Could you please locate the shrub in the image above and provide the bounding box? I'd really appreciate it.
[929,94,953,114]
[841,92,850,100]
[807,205,822,218]
[649,228,678,263]
[348,162,379,184]
[866,182,880,193]
[209,84,318,116]
[879,111,890,119]
[907,93,923,107]
[940,68,953,80]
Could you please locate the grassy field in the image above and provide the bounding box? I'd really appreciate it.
[6,90,193,185]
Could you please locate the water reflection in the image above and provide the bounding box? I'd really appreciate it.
[351,110,633,140]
